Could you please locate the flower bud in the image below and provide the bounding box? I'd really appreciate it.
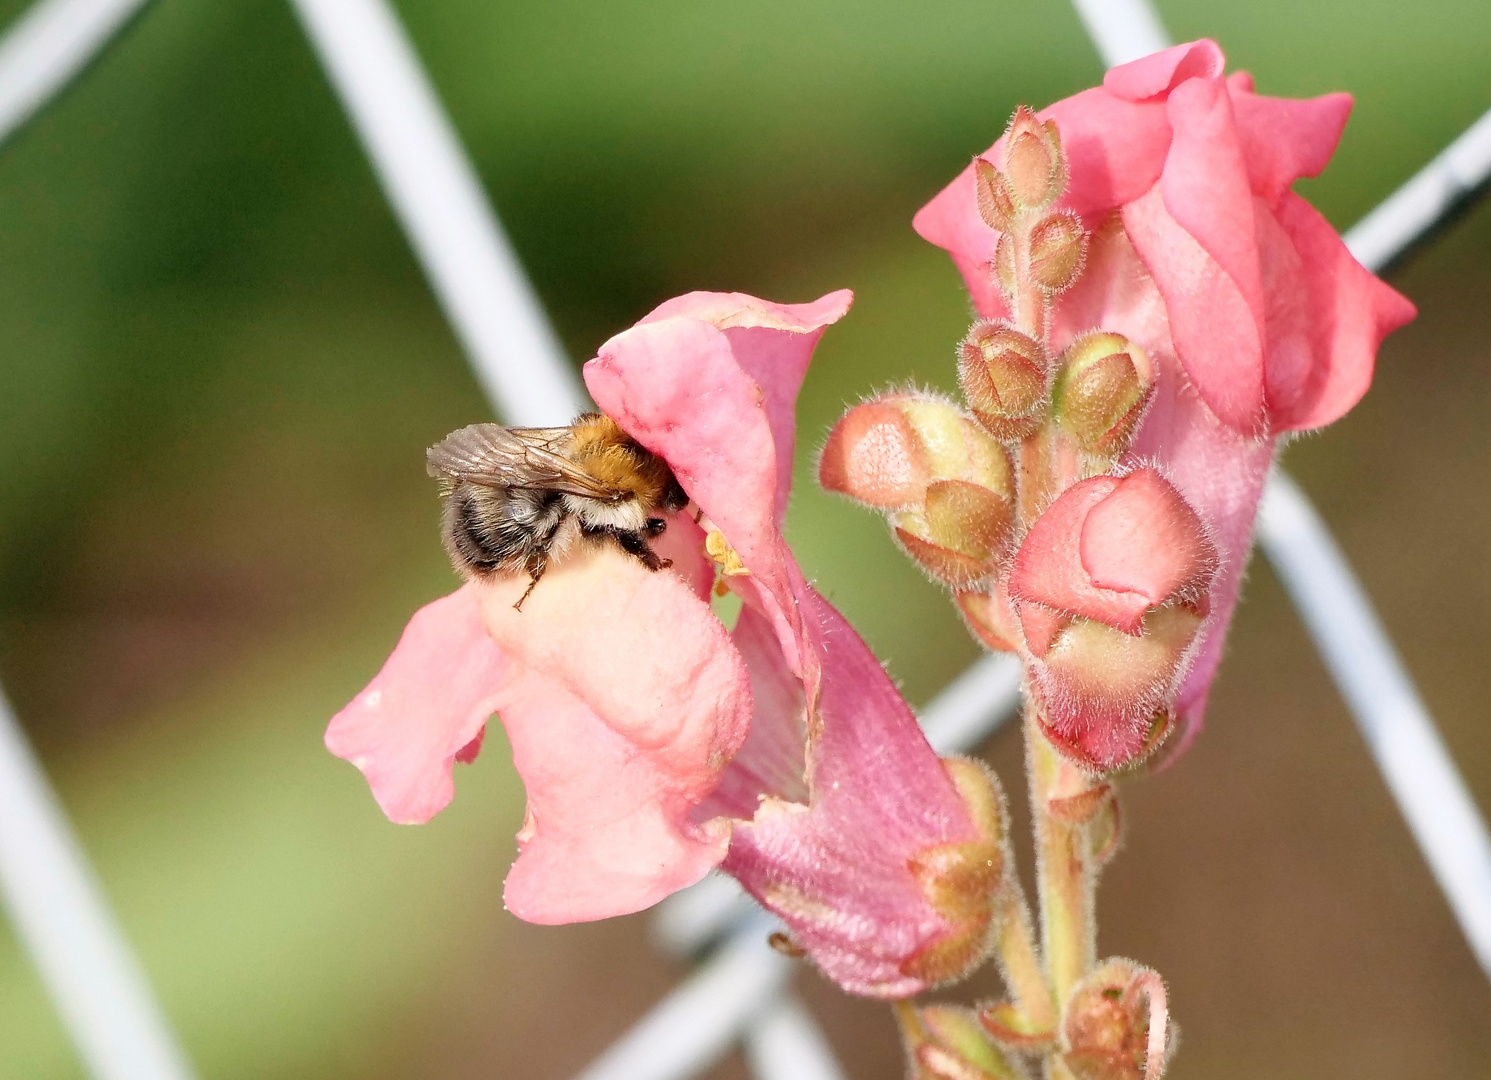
[959,321,1048,440]
[820,400,931,508]
[898,1002,1026,1080]
[900,758,1008,986]
[978,1000,1054,1050]
[1061,960,1171,1080]
[1003,105,1066,211]
[1029,211,1087,292]
[974,158,1017,234]
[955,588,1021,653]
[824,395,1016,587]
[1009,469,1217,771]
[1052,333,1156,456]
[993,233,1017,299]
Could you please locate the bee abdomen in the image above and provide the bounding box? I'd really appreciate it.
[442,482,562,577]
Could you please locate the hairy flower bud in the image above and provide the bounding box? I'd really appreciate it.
[895,480,1016,588]
[1009,469,1217,771]
[974,158,1016,234]
[900,758,1009,986]
[1061,960,1171,1080]
[1052,333,1156,456]
[820,400,932,507]
[1003,105,1066,211]
[1028,211,1087,292]
[955,588,1021,653]
[899,1002,1026,1080]
[824,395,1017,587]
[959,321,1048,440]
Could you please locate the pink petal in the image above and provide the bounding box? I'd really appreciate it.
[586,292,851,674]
[695,604,809,820]
[1228,76,1353,201]
[1265,193,1418,430]
[1080,468,1216,605]
[1009,475,1154,634]
[1162,74,1265,325]
[1102,39,1225,101]
[1131,348,1276,741]
[1123,183,1265,432]
[478,545,753,923]
[326,586,507,825]
[722,589,979,998]
[1054,203,1274,745]
[635,290,853,520]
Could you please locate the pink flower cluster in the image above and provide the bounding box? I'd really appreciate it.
[913,39,1413,762]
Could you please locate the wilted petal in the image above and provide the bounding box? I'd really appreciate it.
[326,586,507,825]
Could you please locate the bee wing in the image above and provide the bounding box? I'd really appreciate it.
[426,423,622,499]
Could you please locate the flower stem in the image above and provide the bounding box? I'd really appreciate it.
[1027,701,1096,1009]
[994,881,1058,1032]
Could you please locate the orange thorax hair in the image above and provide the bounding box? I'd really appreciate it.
[571,413,676,504]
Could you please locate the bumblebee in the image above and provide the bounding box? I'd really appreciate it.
[426,413,689,609]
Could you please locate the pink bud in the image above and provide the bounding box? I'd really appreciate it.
[819,401,930,507]
[1008,469,1217,770]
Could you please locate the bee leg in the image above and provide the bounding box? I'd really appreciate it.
[644,518,667,538]
[513,555,548,611]
[610,527,672,572]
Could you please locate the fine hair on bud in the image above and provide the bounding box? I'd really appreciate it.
[1052,333,1157,457]
[958,321,1048,441]
[1002,105,1067,212]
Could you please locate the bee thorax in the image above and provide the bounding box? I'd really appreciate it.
[568,494,648,532]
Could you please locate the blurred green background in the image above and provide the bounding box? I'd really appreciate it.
[0,0,1489,1076]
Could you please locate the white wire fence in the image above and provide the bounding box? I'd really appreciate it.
[0,0,1487,1078]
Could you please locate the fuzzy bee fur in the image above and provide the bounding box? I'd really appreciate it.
[426,413,689,609]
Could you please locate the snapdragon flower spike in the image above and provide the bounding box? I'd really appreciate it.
[1008,468,1218,771]
[914,39,1415,749]
[327,290,998,998]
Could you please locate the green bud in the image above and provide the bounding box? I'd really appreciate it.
[1051,332,1155,456]
[974,158,1017,234]
[1029,210,1088,292]
[958,321,1048,441]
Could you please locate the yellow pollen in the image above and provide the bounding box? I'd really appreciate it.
[705,529,750,596]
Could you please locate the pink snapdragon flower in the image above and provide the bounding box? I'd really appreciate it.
[914,39,1415,750]
[327,291,998,997]
[1009,468,1218,768]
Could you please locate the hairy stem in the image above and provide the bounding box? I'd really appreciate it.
[1028,705,1096,1009]
[994,880,1058,1032]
